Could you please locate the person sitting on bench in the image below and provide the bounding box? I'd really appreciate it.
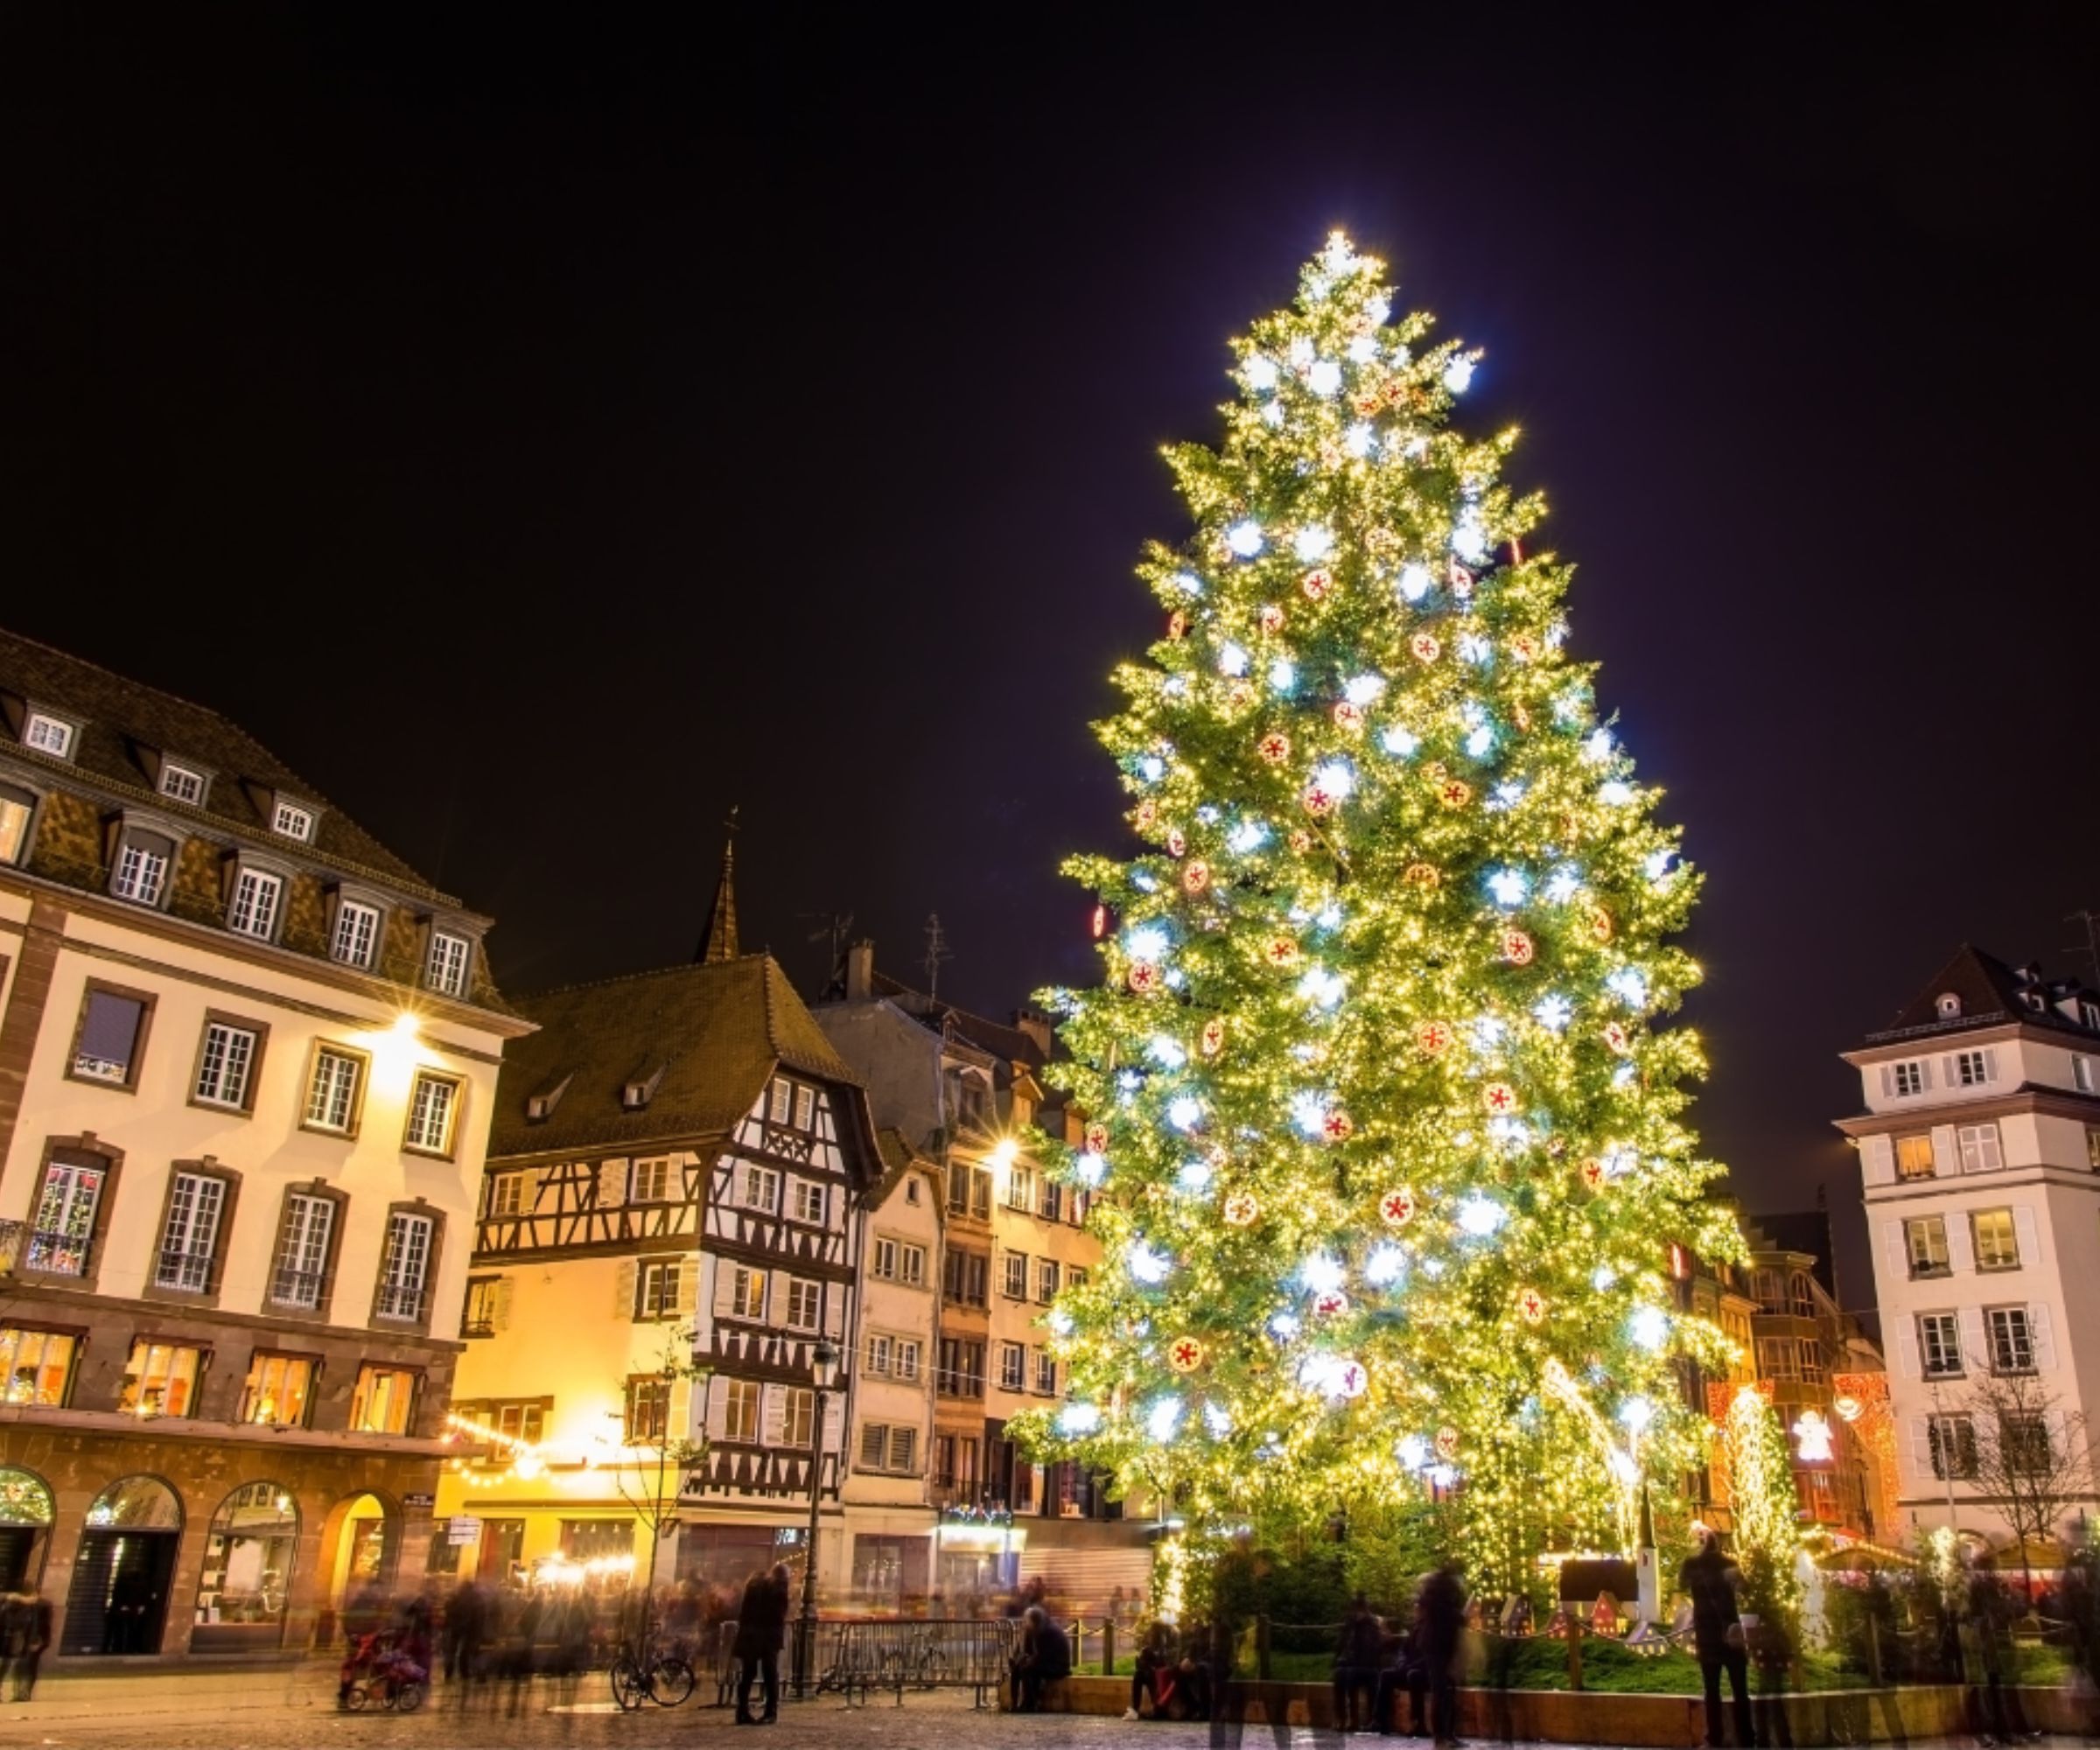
[1124,1620,1178,1720]
[1010,1606,1071,1712]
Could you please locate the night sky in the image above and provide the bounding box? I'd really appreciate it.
[6,10,2096,1313]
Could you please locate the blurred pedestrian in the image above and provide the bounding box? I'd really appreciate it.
[1418,1562,1466,1749]
[1678,1534,1751,1749]
[732,1563,788,1725]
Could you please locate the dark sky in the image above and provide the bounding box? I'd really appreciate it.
[5,9,2096,1311]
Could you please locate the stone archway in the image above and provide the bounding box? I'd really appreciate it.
[311,1489,400,1647]
[61,1475,183,1656]
[0,1466,55,1593]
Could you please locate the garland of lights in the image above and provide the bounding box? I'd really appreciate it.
[1011,234,1744,1590]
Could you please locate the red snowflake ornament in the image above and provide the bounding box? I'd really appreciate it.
[1601,1021,1631,1055]
[1183,859,1211,895]
[1257,731,1292,766]
[1127,961,1162,996]
[1085,1124,1110,1157]
[1589,908,1614,944]
[1333,700,1364,735]
[1167,1335,1205,1373]
[1226,681,1254,711]
[1200,1016,1227,1057]
[1448,559,1474,592]
[1334,1360,1368,1399]
[1288,829,1313,854]
[1410,632,1441,664]
[1167,611,1188,640]
[1501,928,1535,965]
[1416,1020,1452,1056]
[1222,1191,1259,1227]
[1258,603,1285,634]
[1578,1157,1606,1191]
[1265,936,1300,968]
[1483,1082,1518,1115]
[1302,784,1337,818]
[1322,1110,1354,1143]
[1301,569,1333,603]
[1166,829,1186,858]
[1517,1287,1548,1325]
[1313,1289,1349,1320]
[1380,1188,1417,1227]
[1434,1424,1460,1459]
[1438,779,1472,809]
[1509,632,1539,663]
[1135,800,1159,831]
[1403,862,1441,888]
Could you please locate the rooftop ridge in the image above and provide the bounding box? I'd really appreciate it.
[517,950,774,1004]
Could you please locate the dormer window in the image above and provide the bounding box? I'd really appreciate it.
[331,898,381,969]
[621,1066,666,1111]
[2082,1000,2100,1031]
[271,801,314,843]
[110,829,175,908]
[424,930,470,998]
[23,713,74,759]
[158,763,206,806]
[228,866,284,941]
[524,1074,570,1123]
[1936,992,1963,1020]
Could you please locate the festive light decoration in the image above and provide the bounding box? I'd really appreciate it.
[1018,234,1734,1592]
[1168,1335,1206,1373]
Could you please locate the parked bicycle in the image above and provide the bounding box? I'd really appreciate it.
[608,1635,696,1711]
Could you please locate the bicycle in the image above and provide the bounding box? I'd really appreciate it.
[607,1637,696,1711]
[881,1626,949,1690]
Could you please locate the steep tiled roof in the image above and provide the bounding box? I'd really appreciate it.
[1868,944,2100,1044]
[490,953,864,1158]
[869,971,1052,1069]
[0,625,444,898]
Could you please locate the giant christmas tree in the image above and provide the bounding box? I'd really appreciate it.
[1020,235,1743,1586]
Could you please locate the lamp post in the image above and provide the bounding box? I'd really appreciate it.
[792,1336,840,1699]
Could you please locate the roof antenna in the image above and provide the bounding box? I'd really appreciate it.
[802,909,856,1000]
[2064,910,2100,988]
[922,912,951,1002]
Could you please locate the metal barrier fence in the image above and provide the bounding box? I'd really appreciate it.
[703,1616,1021,1709]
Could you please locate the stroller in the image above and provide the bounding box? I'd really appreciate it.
[340,1628,429,1712]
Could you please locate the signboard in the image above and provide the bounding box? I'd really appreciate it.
[447,1516,482,1545]
[402,1492,436,1510]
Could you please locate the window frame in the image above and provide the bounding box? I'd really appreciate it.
[64,979,157,1094]
[1002,1251,1029,1300]
[1891,1060,1925,1097]
[782,1384,816,1447]
[1986,1306,2034,1375]
[738,1164,781,1214]
[1894,1133,1936,1181]
[1905,1214,1950,1278]
[371,1201,443,1331]
[264,1180,348,1324]
[729,1265,766,1321]
[1971,1208,2020,1271]
[329,895,383,970]
[20,1141,124,1291]
[349,1362,424,1436]
[1033,1348,1057,1396]
[21,711,75,760]
[629,1157,673,1204]
[999,1340,1026,1392]
[188,1011,270,1116]
[1999,1411,2053,1476]
[784,1277,821,1333]
[790,1179,827,1225]
[270,800,316,842]
[116,1337,206,1419]
[108,826,177,909]
[1036,1256,1060,1303]
[157,761,207,807]
[0,780,40,867]
[237,1349,319,1428]
[634,1256,683,1323]
[462,1274,503,1338]
[1918,1312,1964,1378]
[1954,1048,1994,1088]
[144,1159,242,1305]
[722,1377,760,1444]
[0,1324,82,1408]
[402,1069,466,1158]
[624,1375,673,1445]
[424,928,472,998]
[225,863,286,942]
[1958,1123,2005,1173]
[300,1040,369,1139]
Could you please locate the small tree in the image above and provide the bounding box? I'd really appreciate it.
[1963,1371,2096,1594]
[1720,1386,1802,1634]
[605,1332,710,1641]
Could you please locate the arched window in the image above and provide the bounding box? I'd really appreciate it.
[193,1482,298,1650]
[0,1466,54,1592]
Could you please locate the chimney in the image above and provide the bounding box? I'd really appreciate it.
[1012,1006,1054,1059]
[846,939,875,1003]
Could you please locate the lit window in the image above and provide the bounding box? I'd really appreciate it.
[791,1180,827,1224]
[0,1328,77,1406]
[239,1352,314,1426]
[1972,1209,2020,1270]
[351,1364,420,1434]
[630,1158,672,1202]
[730,1266,766,1320]
[270,1193,335,1310]
[304,1047,362,1134]
[424,930,470,998]
[768,1080,792,1124]
[72,989,146,1084]
[794,1086,816,1131]
[1894,1134,1936,1180]
[486,1172,526,1217]
[481,1400,545,1443]
[1928,1413,1977,1480]
[193,1021,259,1109]
[1987,1306,2034,1374]
[1906,1216,1949,1276]
[0,784,36,864]
[1958,1124,2005,1172]
[404,1073,459,1155]
[109,834,172,906]
[23,714,73,758]
[2089,1126,2100,1171]
[635,1258,682,1321]
[158,763,205,805]
[117,1340,200,1418]
[723,1379,760,1442]
[26,1160,103,1276]
[463,1276,504,1337]
[156,1171,227,1291]
[1007,1166,1037,1211]
[873,1238,900,1280]
[783,1385,816,1446]
[270,801,313,842]
[625,1376,671,1444]
[785,1278,821,1331]
[1918,1312,1963,1378]
[375,1210,435,1321]
[332,900,380,969]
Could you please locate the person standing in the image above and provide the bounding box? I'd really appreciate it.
[442,1578,484,1683]
[1678,1534,1752,1749]
[1334,1594,1385,1732]
[732,1563,788,1726]
[1416,1563,1466,1749]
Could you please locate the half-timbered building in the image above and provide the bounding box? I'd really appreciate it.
[437,860,885,1596]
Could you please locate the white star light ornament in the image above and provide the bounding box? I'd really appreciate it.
[1128,1240,1172,1285]
[1166,1096,1202,1132]
[1058,1402,1102,1436]
[1628,1306,1670,1351]
[1381,726,1418,758]
[1488,869,1529,906]
[1227,522,1265,558]
[1146,1397,1184,1444]
[1456,1195,1507,1237]
[1344,674,1386,706]
[1293,525,1335,562]
[1073,1152,1107,1188]
[1244,354,1280,392]
[1307,360,1343,398]
[1174,1158,1213,1195]
[1443,354,1477,394]
[1396,563,1433,602]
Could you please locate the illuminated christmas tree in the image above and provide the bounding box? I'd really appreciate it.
[1019,235,1742,1586]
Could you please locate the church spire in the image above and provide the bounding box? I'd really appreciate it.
[697,808,740,963]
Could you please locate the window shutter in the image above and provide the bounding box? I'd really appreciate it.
[1877,1065,1893,1099]
[1908,1417,1935,1480]
[821,1390,844,1456]
[613,1258,638,1320]
[493,1277,514,1333]
[760,1383,786,1446]
[760,1272,778,1326]
[823,1284,845,1341]
[597,1160,626,1208]
[676,1256,698,1318]
[2032,1303,2058,1370]
[1879,1221,1909,1284]
[668,1377,693,1445]
[1895,1322,1922,1379]
[1946,1217,1975,1274]
[2046,1408,2071,1460]
[1918,1060,1935,1091]
[859,1421,886,1469]
[1860,1134,1894,1186]
[1958,1306,1988,1366]
[704,1376,729,1442]
[1930,1124,1960,1176]
[890,1426,916,1473]
[1982,1047,1999,1083]
[2012,1207,2041,1267]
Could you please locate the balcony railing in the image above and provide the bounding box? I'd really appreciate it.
[24,1229,90,1277]
[935,1371,984,1399]
[269,1266,326,1311]
[154,1248,215,1292]
[374,1282,428,1322]
[0,1221,23,1273]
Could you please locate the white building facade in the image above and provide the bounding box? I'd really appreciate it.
[1840,946,2100,1545]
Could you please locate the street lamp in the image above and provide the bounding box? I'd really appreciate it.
[792,1336,841,1699]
